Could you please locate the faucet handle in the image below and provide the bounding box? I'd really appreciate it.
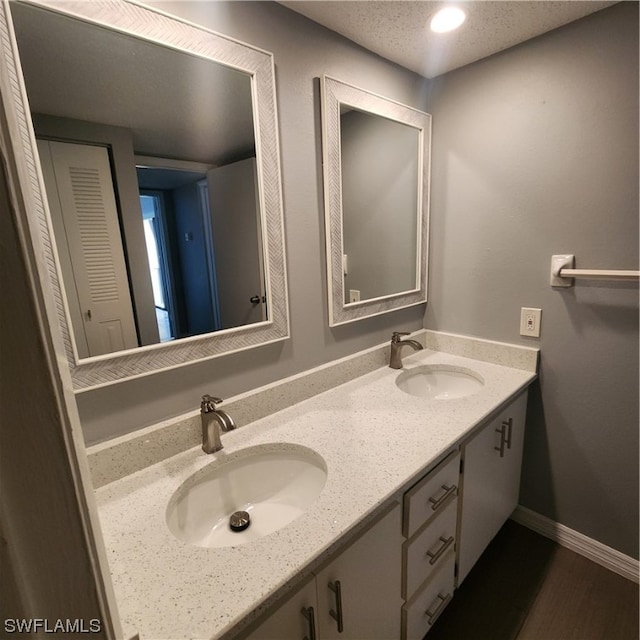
[391,331,410,342]
[201,394,223,411]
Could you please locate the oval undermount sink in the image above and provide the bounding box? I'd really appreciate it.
[395,364,484,399]
[166,443,327,548]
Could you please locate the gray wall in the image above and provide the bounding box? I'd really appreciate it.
[425,3,639,558]
[76,1,427,444]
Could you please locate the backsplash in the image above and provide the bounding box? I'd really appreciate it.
[86,329,538,488]
[423,330,539,371]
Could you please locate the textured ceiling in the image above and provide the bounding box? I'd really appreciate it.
[279,1,618,78]
[11,3,256,165]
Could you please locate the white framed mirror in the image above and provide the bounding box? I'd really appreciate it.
[321,75,431,326]
[0,0,289,390]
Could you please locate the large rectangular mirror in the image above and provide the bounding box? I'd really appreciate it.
[0,0,289,389]
[321,75,431,326]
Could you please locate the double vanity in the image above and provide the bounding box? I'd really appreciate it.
[92,333,537,640]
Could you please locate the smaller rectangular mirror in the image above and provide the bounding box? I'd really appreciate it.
[321,76,431,326]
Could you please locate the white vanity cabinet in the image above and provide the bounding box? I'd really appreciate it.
[239,389,531,640]
[242,503,403,640]
[457,391,528,584]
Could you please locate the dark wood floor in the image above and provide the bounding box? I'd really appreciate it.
[427,520,639,640]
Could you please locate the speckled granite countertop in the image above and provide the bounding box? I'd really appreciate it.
[95,347,536,640]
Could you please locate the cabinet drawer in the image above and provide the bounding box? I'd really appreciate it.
[402,498,457,600]
[403,450,460,538]
[401,553,455,640]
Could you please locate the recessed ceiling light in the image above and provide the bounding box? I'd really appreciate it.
[430,7,467,33]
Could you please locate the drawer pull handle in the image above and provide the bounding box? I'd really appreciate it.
[328,580,344,633]
[301,606,316,640]
[428,484,457,511]
[426,535,455,565]
[425,592,452,626]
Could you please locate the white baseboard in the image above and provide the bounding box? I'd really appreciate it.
[511,506,639,584]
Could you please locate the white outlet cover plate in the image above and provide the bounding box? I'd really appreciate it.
[520,307,542,338]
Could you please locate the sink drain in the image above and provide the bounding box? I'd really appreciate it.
[229,510,251,532]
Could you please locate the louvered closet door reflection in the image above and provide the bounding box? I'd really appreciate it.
[44,140,138,356]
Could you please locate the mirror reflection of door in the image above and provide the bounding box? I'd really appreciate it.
[137,166,218,340]
[37,139,139,357]
[13,1,267,359]
[36,142,267,355]
[206,157,267,330]
[136,159,266,338]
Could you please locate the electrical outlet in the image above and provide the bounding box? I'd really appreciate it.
[520,307,542,338]
[349,289,361,303]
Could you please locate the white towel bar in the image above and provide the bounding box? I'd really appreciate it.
[560,269,640,280]
[551,255,640,287]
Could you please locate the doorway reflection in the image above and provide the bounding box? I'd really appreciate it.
[136,166,222,340]
[140,194,174,342]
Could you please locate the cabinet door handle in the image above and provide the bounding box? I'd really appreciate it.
[425,592,452,626]
[495,417,514,457]
[301,606,316,640]
[328,580,344,633]
[428,484,457,511]
[494,424,507,457]
[426,535,455,566]
[503,417,513,449]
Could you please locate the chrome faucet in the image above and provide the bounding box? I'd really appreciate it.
[200,395,236,454]
[389,331,423,369]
